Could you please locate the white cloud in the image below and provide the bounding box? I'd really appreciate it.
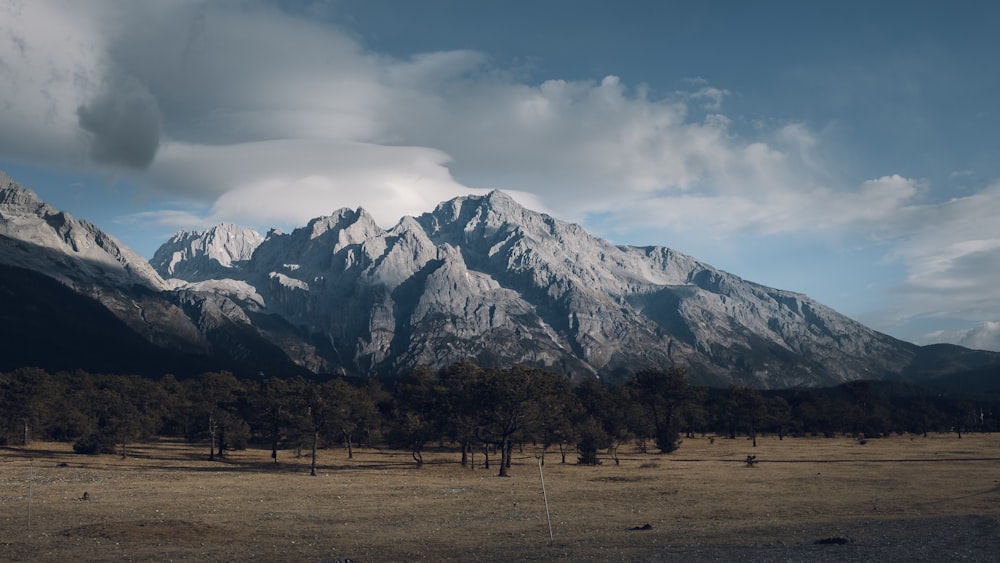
[922,321,1000,352]
[882,181,1000,320]
[2,0,922,237]
[183,140,474,228]
[0,1,103,164]
[842,179,1000,345]
[115,209,213,231]
[957,321,1000,352]
[92,2,388,148]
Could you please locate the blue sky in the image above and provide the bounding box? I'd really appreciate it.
[1,1,999,350]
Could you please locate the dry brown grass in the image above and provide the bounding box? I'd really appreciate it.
[2,433,999,561]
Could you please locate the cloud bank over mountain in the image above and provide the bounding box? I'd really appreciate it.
[0,2,929,228]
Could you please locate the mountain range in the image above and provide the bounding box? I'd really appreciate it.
[2,170,998,388]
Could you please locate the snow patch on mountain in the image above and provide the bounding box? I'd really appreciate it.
[178,279,266,307]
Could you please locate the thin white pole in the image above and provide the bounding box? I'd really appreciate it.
[27,457,33,531]
[538,457,553,542]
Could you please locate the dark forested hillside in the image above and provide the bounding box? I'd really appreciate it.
[0,264,217,376]
[0,263,311,378]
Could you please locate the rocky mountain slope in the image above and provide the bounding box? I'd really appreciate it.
[0,172,312,378]
[153,188,997,388]
[151,223,263,282]
[0,172,165,293]
[3,170,998,387]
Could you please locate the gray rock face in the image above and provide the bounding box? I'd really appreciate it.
[8,168,990,388]
[151,222,264,282]
[152,189,920,386]
[0,172,166,292]
[0,172,316,377]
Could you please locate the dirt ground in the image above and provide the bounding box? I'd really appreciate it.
[2,433,998,562]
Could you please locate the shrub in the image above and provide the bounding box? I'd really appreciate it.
[73,433,116,455]
[575,417,609,465]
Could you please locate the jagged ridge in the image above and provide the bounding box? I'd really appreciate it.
[155,189,920,387]
[4,168,997,388]
[151,223,264,282]
[0,172,165,292]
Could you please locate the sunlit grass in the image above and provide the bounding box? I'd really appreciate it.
[1,433,998,561]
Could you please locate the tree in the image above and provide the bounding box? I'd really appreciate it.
[188,372,244,461]
[630,367,694,453]
[110,375,166,457]
[526,370,578,466]
[949,401,980,439]
[574,378,624,465]
[305,381,329,476]
[251,377,293,464]
[298,378,365,475]
[765,396,794,439]
[322,378,378,459]
[157,374,191,438]
[278,377,314,460]
[356,379,389,449]
[678,388,709,440]
[0,367,54,445]
[474,366,547,477]
[905,397,944,437]
[620,386,656,453]
[390,366,446,467]
[573,417,610,465]
[43,370,94,443]
[64,374,163,457]
[730,386,766,447]
[793,393,841,437]
[88,385,142,457]
[439,362,486,467]
[843,381,891,438]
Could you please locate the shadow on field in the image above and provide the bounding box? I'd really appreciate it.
[1,444,72,460]
[663,456,1000,463]
[2,442,421,474]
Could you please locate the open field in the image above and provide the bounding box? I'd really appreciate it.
[2,433,999,562]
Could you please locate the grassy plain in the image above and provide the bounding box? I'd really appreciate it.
[2,433,998,562]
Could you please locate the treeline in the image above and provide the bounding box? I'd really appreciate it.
[1,364,997,475]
